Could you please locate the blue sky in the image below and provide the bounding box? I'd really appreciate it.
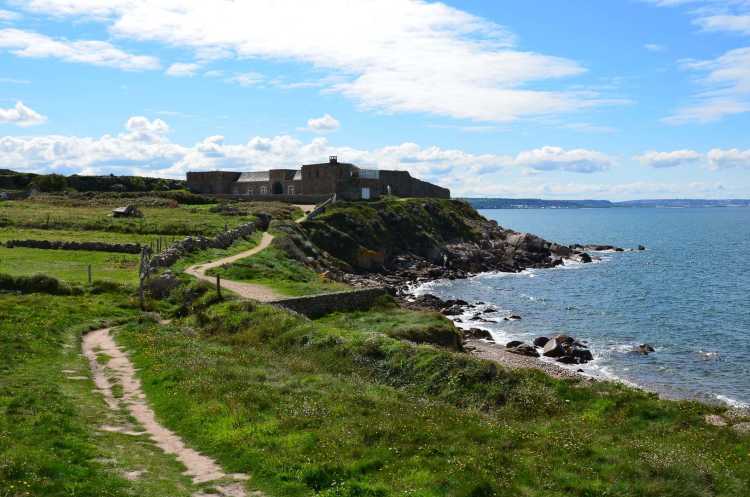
[1,0,749,199]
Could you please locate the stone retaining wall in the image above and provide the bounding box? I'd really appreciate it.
[4,239,142,253]
[270,287,388,318]
[150,221,258,269]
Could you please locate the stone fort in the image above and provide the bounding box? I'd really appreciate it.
[186,156,450,201]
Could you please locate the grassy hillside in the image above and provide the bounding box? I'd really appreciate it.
[301,198,481,268]
[115,299,750,497]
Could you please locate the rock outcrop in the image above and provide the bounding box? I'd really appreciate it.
[295,198,621,293]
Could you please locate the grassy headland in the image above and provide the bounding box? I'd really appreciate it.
[1,193,749,497]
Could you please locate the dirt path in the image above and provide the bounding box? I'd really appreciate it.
[83,327,260,497]
[184,232,283,302]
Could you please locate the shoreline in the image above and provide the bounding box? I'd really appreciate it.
[405,271,750,410]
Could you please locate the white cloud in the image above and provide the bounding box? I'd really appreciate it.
[635,149,703,167]
[306,114,340,133]
[226,72,264,87]
[514,146,613,173]
[0,9,21,21]
[696,14,750,35]
[0,28,159,70]
[11,0,620,122]
[165,62,200,77]
[0,101,47,126]
[0,116,617,196]
[644,43,667,52]
[664,47,750,123]
[707,148,750,169]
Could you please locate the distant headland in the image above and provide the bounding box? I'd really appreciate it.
[464,198,750,209]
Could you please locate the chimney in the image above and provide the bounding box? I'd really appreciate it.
[329,155,338,164]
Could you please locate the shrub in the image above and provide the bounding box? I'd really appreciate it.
[0,273,79,295]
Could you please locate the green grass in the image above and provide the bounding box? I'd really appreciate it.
[316,298,463,350]
[170,231,263,273]
[117,300,750,497]
[0,292,135,497]
[206,246,350,296]
[0,246,140,284]
[0,291,232,497]
[0,200,254,236]
[0,227,165,245]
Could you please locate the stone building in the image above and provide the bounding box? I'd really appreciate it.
[186,156,450,200]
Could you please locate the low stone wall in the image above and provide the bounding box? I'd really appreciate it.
[150,221,258,269]
[270,287,388,318]
[4,239,142,253]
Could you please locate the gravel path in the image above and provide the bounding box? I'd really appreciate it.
[184,232,283,302]
[83,327,261,497]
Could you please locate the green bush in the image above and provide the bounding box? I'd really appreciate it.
[0,273,80,295]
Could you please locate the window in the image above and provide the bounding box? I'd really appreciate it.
[288,185,295,195]
[247,188,253,196]
[260,185,268,195]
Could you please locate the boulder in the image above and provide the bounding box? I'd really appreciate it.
[463,328,493,341]
[579,252,593,264]
[441,304,465,316]
[504,314,522,321]
[572,348,594,363]
[414,293,445,310]
[543,340,565,358]
[554,335,575,345]
[556,355,578,364]
[633,344,655,355]
[146,271,180,298]
[637,245,646,251]
[533,336,550,348]
[507,344,540,358]
[505,340,524,348]
[254,212,272,231]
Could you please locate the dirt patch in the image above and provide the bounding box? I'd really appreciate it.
[83,327,255,496]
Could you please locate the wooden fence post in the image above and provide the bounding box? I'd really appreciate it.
[216,274,222,299]
[87,264,92,284]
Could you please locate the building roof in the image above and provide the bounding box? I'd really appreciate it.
[237,171,269,182]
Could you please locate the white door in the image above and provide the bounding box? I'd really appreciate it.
[361,187,370,200]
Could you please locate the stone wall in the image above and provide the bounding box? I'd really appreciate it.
[4,239,142,253]
[150,221,258,269]
[270,287,388,318]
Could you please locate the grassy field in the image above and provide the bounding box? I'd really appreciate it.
[0,246,140,284]
[0,227,164,245]
[0,200,254,236]
[115,299,750,497]
[206,245,350,296]
[0,291,230,497]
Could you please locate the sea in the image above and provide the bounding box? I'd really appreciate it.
[413,207,750,407]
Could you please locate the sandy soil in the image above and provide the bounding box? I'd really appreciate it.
[184,232,283,302]
[82,327,256,496]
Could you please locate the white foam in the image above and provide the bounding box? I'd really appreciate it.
[716,395,750,408]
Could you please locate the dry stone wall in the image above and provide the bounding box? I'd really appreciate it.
[270,287,388,318]
[150,221,258,269]
[4,239,142,253]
